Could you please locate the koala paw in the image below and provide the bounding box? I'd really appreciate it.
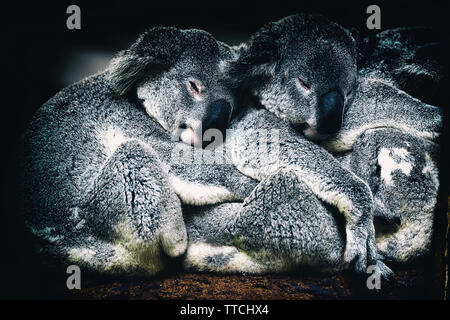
[344,226,394,280]
[375,260,394,281]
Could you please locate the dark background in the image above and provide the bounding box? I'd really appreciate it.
[1,0,448,299]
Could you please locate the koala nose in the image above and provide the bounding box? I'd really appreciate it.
[202,99,232,138]
[316,90,344,135]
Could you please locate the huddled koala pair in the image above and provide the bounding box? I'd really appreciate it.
[21,14,442,278]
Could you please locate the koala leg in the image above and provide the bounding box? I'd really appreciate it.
[184,170,349,274]
[183,203,270,274]
[347,128,440,263]
[73,139,187,275]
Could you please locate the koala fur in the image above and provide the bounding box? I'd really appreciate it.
[336,128,440,263]
[183,109,391,276]
[22,17,440,279]
[355,26,444,106]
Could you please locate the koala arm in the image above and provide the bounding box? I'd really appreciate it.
[227,107,376,270]
[168,162,258,206]
[160,139,259,206]
[323,76,443,153]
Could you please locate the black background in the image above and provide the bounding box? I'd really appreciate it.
[1,0,449,299]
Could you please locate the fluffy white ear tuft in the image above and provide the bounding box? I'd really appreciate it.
[108,26,181,96]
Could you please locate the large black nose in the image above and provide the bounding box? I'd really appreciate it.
[202,99,232,137]
[316,90,344,135]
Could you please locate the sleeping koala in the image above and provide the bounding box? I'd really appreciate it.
[183,14,392,277]
[230,13,357,141]
[20,26,258,276]
[228,14,442,266]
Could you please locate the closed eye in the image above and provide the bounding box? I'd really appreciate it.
[188,79,203,100]
[189,81,200,94]
[297,78,310,92]
[346,89,353,98]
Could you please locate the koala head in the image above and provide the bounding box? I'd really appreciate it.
[108,27,237,147]
[233,14,357,140]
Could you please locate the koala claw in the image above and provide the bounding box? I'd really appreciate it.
[376,251,394,263]
[346,241,393,281]
[345,225,394,279]
[376,260,394,281]
[350,251,368,274]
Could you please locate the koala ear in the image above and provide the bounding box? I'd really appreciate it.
[109,26,181,96]
[228,21,281,89]
[244,21,281,64]
[217,41,238,63]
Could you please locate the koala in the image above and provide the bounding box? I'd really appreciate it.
[20,26,259,276]
[228,13,442,266]
[335,127,441,263]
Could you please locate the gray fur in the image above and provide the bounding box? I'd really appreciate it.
[340,128,440,263]
[22,22,390,278]
[184,170,347,273]
[323,75,442,152]
[182,104,393,277]
[229,13,357,138]
[356,27,444,105]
